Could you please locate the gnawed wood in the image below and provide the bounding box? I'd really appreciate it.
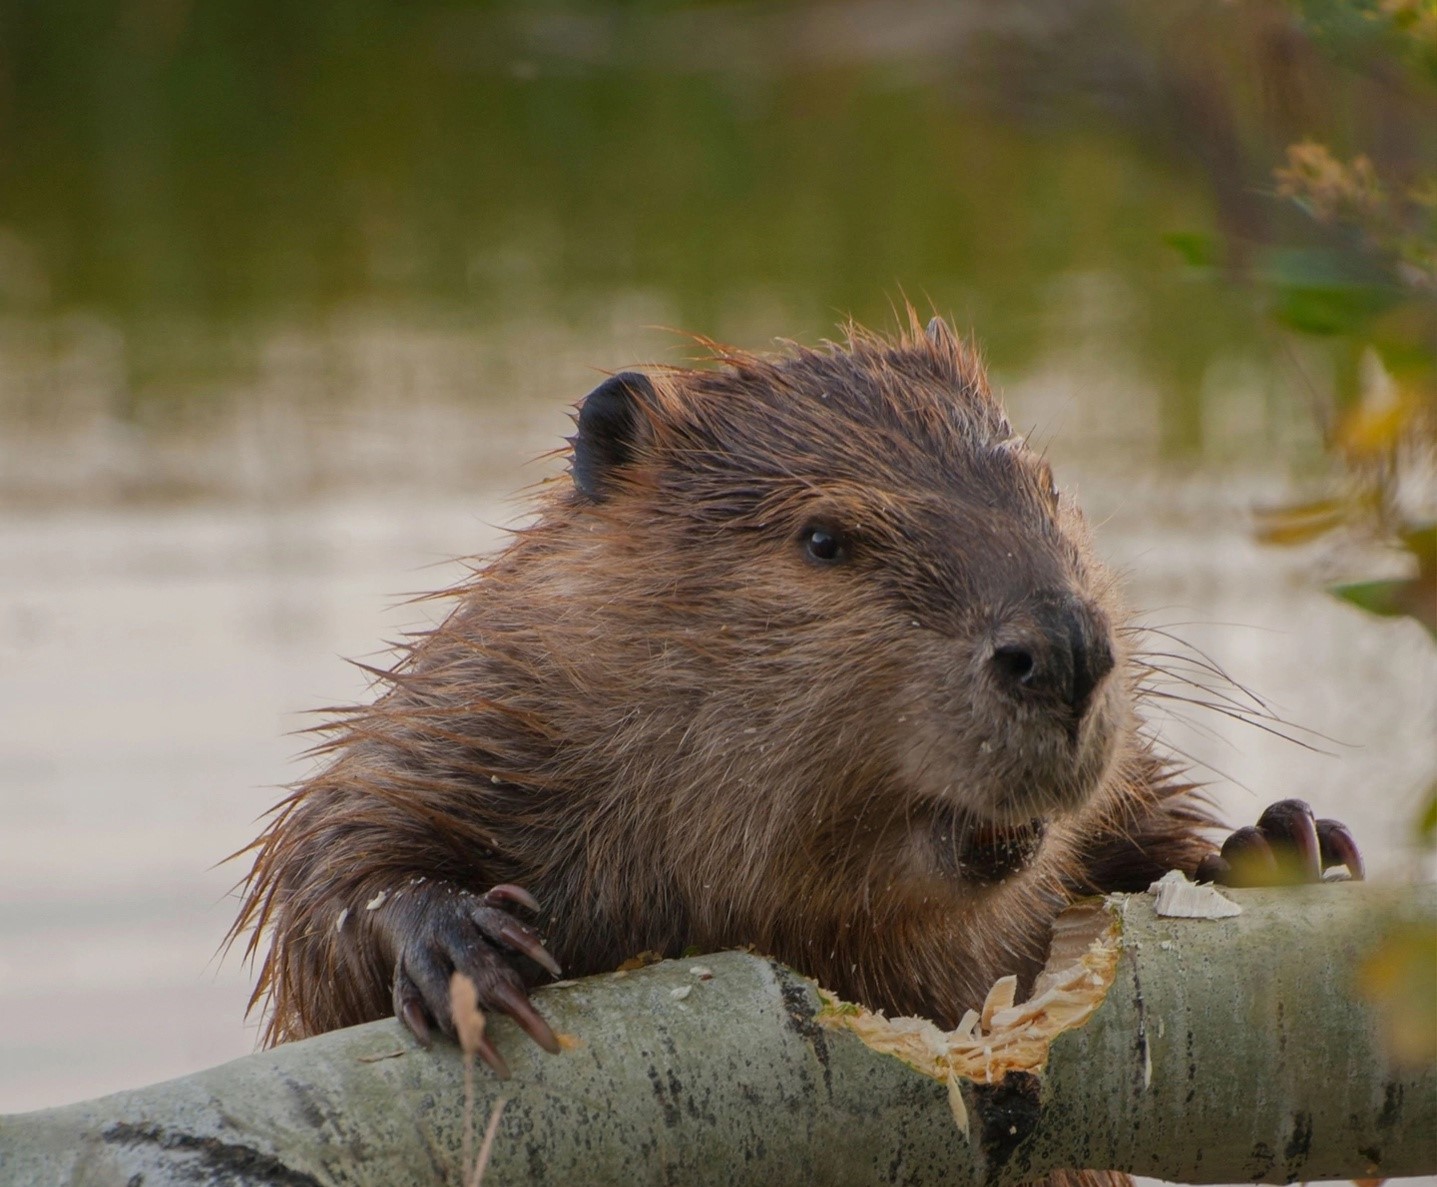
[1,884,1432,1187]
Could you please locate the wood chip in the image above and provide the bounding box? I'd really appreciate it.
[1147,870,1241,919]
[449,972,487,1057]
[980,975,1018,1032]
[818,902,1122,1098]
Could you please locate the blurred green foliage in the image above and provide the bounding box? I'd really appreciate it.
[1221,0,1437,866]
[1223,11,1437,642]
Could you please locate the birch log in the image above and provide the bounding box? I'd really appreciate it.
[1,882,1432,1187]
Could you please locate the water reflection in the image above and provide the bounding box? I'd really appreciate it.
[3,0,1433,455]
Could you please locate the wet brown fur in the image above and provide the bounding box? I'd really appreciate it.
[231,316,1219,1053]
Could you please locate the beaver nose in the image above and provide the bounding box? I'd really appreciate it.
[990,597,1114,715]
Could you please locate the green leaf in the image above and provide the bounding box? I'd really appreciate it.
[1259,247,1402,336]
[1417,785,1437,844]
[1330,577,1437,637]
[1330,579,1407,616]
[1402,522,1437,573]
[1164,231,1219,270]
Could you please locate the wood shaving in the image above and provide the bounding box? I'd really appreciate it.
[449,972,487,1057]
[1147,869,1241,919]
[818,905,1120,1087]
[980,976,1018,1031]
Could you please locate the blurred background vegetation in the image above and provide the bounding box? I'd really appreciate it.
[0,0,1430,455]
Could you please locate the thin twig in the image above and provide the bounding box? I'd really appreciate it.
[468,1099,509,1187]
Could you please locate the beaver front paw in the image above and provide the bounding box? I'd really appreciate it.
[389,882,562,1076]
[1195,798,1364,887]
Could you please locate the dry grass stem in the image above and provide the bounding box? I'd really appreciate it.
[469,1099,508,1187]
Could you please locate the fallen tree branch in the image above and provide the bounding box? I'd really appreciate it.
[2,883,1433,1186]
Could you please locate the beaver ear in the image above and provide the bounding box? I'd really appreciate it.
[925,316,956,350]
[571,372,657,502]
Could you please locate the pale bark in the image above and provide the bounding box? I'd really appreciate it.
[1,883,1432,1187]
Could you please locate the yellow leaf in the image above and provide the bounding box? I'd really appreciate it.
[1357,925,1437,1069]
[1252,500,1348,545]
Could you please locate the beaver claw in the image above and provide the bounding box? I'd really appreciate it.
[389,882,562,1075]
[1195,799,1364,887]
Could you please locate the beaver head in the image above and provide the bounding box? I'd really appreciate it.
[533,316,1128,909]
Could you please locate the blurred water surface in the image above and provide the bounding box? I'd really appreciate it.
[0,0,1434,1119]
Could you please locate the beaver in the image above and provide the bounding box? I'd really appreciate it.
[231,315,1363,1079]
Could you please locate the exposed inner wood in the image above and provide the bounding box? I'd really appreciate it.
[816,900,1120,1091]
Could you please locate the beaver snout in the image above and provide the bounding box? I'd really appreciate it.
[989,594,1115,717]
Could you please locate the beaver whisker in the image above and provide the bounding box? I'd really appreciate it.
[1126,624,1275,703]
[1131,648,1270,704]
[1132,661,1281,722]
[1142,689,1337,755]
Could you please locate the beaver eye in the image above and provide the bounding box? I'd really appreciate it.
[801,526,848,565]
